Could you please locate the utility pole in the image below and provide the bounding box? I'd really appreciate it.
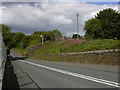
[118,1,120,13]
[40,35,43,60]
[41,35,44,45]
[21,42,23,49]
[77,13,79,40]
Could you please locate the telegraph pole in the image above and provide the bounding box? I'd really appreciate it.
[118,1,120,13]
[77,13,79,40]
[41,35,44,45]
[40,35,43,60]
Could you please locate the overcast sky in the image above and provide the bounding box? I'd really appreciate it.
[0,0,118,36]
[1,0,119,2]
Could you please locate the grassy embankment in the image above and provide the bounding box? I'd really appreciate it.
[14,39,120,65]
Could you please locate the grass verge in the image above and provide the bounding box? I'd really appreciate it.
[14,39,120,65]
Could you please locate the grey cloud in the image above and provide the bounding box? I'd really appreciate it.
[1,2,117,36]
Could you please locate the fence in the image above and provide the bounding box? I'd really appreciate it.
[0,30,7,89]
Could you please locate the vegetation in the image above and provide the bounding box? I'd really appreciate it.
[27,39,119,65]
[32,39,119,55]
[84,8,120,39]
[72,34,81,39]
[0,24,62,50]
[62,39,119,52]
[0,24,13,49]
[1,8,119,65]
[42,53,119,65]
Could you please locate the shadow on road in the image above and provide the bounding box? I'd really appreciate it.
[2,55,40,89]
[11,56,26,61]
[2,56,20,89]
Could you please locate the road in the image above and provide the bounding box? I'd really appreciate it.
[10,52,119,88]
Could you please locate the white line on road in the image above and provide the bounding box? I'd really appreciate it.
[18,60,119,88]
[11,53,119,87]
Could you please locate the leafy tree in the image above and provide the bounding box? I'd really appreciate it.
[7,32,17,49]
[30,31,47,44]
[72,34,81,39]
[12,32,25,48]
[44,31,55,41]
[52,30,62,39]
[21,35,31,49]
[84,8,120,39]
[84,18,102,39]
[30,30,62,42]
[0,24,13,49]
[31,31,46,39]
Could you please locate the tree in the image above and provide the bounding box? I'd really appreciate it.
[31,31,46,39]
[52,30,62,39]
[84,18,102,39]
[0,24,13,49]
[44,31,55,41]
[30,30,62,42]
[30,31,47,44]
[12,32,25,48]
[21,35,31,49]
[72,34,81,39]
[84,8,120,39]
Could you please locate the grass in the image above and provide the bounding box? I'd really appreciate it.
[14,39,120,65]
[62,39,119,52]
[13,47,29,56]
[43,53,119,65]
[33,40,68,55]
[33,39,119,55]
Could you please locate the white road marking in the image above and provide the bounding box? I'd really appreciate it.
[11,54,119,87]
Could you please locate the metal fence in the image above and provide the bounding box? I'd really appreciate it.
[0,30,7,89]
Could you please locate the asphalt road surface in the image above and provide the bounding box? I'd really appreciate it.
[10,52,119,88]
